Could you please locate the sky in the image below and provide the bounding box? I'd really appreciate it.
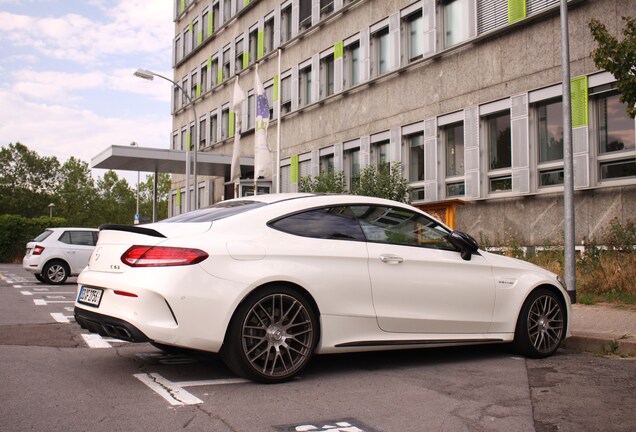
[0,0,174,186]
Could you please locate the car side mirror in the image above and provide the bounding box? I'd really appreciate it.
[446,231,480,261]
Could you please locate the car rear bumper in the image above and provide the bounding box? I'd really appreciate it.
[74,307,150,343]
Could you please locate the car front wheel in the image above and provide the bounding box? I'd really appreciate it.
[514,288,565,358]
[42,261,69,285]
[223,286,317,384]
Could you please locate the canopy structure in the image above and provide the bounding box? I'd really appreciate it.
[91,145,254,221]
[92,145,253,178]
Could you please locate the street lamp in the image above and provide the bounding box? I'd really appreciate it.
[48,203,55,218]
[133,68,199,212]
[130,141,140,224]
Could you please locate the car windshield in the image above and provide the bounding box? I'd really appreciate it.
[162,200,267,223]
[33,230,53,242]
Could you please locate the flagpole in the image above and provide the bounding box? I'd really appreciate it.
[276,48,282,193]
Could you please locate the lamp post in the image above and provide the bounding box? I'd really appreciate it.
[48,203,55,218]
[133,68,198,212]
[130,141,140,224]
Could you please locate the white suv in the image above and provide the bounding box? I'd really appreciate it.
[23,228,99,284]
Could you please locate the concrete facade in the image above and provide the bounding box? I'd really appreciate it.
[170,0,636,245]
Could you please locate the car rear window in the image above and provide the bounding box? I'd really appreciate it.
[162,200,267,223]
[33,230,53,242]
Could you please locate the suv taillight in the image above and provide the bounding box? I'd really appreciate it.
[121,245,208,267]
[32,246,45,255]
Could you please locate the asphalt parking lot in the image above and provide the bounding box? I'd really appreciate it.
[1,263,634,432]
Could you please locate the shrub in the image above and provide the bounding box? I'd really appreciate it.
[0,214,67,263]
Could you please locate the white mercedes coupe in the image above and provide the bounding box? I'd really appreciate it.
[74,193,570,383]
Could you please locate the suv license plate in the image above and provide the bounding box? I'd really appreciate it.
[78,286,103,307]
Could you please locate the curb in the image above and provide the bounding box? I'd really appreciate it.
[565,332,636,357]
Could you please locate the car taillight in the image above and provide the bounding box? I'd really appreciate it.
[32,246,45,255]
[121,245,208,267]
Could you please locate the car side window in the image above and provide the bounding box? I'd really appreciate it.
[352,205,455,250]
[60,231,96,246]
[269,206,366,241]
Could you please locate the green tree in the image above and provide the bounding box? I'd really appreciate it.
[95,170,136,225]
[56,157,99,226]
[0,142,60,217]
[589,16,636,118]
[299,170,346,193]
[138,172,172,221]
[354,162,410,203]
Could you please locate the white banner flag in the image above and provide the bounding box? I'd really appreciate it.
[230,77,246,183]
[254,65,272,180]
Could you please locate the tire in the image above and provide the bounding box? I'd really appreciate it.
[513,288,565,358]
[42,260,69,285]
[222,286,318,384]
[34,274,46,283]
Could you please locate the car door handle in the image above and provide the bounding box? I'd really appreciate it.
[379,254,403,264]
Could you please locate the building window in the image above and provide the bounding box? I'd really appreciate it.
[247,92,255,130]
[299,64,312,107]
[485,110,512,192]
[281,4,292,44]
[371,26,390,77]
[596,90,636,180]
[248,28,258,65]
[192,20,199,49]
[539,168,564,187]
[345,148,360,192]
[235,38,244,73]
[320,154,334,173]
[404,9,423,63]
[281,75,292,114]
[200,64,208,94]
[444,0,472,48]
[173,85,180,112]
[264,16,275,54]
[344,40,360,88]
[210,111,218,145]
[180,128,187,151]
[199,118,207,149]
[373,140,390,171]
[320,54,335,98]
[190,71,198,99]
[407,133,424,182]
[222,47,231,81]
[172,132,178,150]
[202,11,209,40]
[223,0,231,24]
[265,84,275,119]
[212,2,220,31]
[182,77,189,105]
[210,57,219,86]
[183,27,190,56]
[537,98,563,163]
[174,37,182,64]
[320,0,335,19]
[443,121,465,197]
[221,107,229,140]
[299,0,312,31]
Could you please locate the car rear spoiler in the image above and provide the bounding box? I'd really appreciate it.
[98,224,166,238]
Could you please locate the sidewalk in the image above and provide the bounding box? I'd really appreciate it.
[567,303,636,356]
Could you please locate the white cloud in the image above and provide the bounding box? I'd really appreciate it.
[0,89,171,168]
[0,0,172,65]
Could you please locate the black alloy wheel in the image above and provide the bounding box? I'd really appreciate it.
[514,288,565,358]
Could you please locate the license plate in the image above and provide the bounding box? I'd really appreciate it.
[77,286,103,307]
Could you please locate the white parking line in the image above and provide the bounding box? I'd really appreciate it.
[33,299,74,305]
[81,334,112,348]
[133,373,248,406]
[51,313,72,323]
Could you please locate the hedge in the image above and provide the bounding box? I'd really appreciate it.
[0,215,67,263]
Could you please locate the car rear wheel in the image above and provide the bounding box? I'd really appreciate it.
[514,288,565,358]
[42,261,69,285]
[222,286,317,384]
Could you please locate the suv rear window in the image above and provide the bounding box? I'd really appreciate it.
[163,200,266,223]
